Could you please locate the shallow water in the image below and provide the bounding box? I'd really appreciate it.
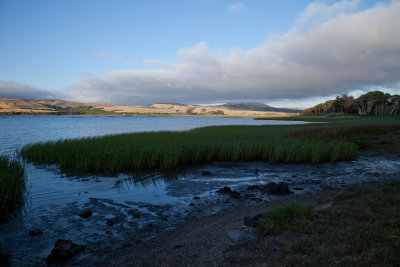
[1,153,400,266]
[0,116,309,155]
[0,116,399,266]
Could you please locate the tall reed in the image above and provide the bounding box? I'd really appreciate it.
[20,124,362,174]
[0,155,25,217]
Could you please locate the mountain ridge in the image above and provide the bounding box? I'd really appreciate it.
[221,102,302,113]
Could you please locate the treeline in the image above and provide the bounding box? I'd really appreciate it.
[304,91,400,116]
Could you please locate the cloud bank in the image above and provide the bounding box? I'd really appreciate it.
[2,0,400,107]
[62,0,400,105]
[0,81,55,99]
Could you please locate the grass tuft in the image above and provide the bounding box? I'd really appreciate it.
[0,155,25,219]
[258,203,313,235]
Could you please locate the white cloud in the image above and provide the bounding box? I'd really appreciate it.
[227,2,245,14]
[59,0,400,106]
[295,0,361,31]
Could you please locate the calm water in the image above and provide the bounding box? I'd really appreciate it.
[0,116,309,155]
[0,115,311,210]
[2,116,399,266]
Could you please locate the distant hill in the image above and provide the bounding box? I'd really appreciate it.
[221,102,302,113]
[0,98,301,117]
[155,103,187,106]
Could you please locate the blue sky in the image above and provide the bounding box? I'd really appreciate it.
[0,0,399,107]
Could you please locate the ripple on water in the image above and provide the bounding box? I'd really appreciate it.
[1,153,400,266]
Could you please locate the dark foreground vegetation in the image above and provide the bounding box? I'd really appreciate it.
[226,181,400,266]
[19,117,400,175]
[0,156,25,220]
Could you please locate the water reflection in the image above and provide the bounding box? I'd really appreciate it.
[113,168,193,191]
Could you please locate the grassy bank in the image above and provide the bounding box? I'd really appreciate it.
[226,181,400,266]
[19,118,400,175]
[0,156,25,219]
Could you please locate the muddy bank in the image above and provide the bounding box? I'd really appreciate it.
[1,152,399,266]
[95,192,326,267]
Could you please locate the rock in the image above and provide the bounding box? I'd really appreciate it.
[216,186,232,194]
[293,187,304,191]
[265,182,293,195]
[0,252,9,267]
[120,243,132,249]
[244,193,255,199]
[193,196,200,200]
[227,229,258,242]
[106,218,116,226]
[201,171,212,176]
[46,239,86,264]
[230,191,241,199]
[189,203,195,206]
[0,242,10,267]
[79,208,92,218]
[244,214,262,227]
[249,197,263,202]
[247,185,261,190]
[28,229,43,236]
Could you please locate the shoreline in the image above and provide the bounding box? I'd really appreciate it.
[94,191,324,266]
[76,176,400,266]
[1,152,399,266]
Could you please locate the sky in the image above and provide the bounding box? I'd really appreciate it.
[0,0,399,108]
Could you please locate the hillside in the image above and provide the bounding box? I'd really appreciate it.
[0,98,299,117]
[222,102,302,113]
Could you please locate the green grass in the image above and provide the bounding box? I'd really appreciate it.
[19,117,400,175]
[260,182,400,266]
[0,156,25,218]
[257,114,400,124]
[224,182,400,266]
[258,203,313,235]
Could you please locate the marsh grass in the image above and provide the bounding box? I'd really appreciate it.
[291,123,400,141]
[0,156,25,218]
[19,117,400,175]
[225,182,400,266]
[19,125,360,174]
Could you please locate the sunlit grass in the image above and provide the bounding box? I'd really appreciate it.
[0,155,25,217]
